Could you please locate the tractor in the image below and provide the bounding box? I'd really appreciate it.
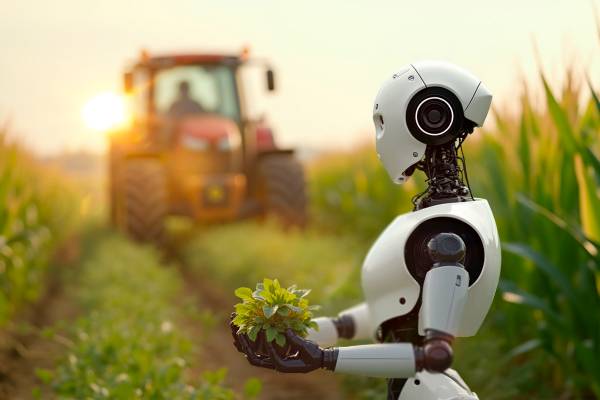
[108,50,307,241]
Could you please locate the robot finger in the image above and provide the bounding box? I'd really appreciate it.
[246,353,275,369]
[266,341,310,373]
[237,332,257,353]
[238,333,275,369]
[285,329,322,362]
[229,320,244,353]
[284,329,308,347]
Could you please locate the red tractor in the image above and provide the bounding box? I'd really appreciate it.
[109,51,306,241]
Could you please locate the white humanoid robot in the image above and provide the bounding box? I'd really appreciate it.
[232,61,500,400]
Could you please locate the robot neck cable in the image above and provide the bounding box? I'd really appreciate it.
[412,136,475,210]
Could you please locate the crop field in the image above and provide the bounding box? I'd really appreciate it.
[0,66,598,400]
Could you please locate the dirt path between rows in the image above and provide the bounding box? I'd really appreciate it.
[175,263,344,400]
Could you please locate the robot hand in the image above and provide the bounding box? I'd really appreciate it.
[265,329,338,373]
[230,314,337,373]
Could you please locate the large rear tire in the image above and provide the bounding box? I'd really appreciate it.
[116,159,167,243]
[258,154,307,227]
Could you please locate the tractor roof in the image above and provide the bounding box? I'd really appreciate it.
[133,53,244,69]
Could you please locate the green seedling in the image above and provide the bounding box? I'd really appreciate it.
[233,278,319,346]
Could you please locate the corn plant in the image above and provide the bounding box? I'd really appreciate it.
[493,76,600,398]
[0,128,78,324]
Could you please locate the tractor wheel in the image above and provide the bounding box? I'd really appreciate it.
[258,154,307,227]
[117,159,167,243]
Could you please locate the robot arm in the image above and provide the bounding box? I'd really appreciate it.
[307,302,372,347]
[232,233,469,377]
[334,343,416,377]
[329,232,471,377]
[418,232,470,371]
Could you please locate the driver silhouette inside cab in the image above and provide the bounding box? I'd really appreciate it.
[168,80,204,120]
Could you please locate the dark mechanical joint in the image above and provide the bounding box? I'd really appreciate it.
[415,329,454,373]
[333,314,356,339]
[427,232,466,267]
[322,347,339,371]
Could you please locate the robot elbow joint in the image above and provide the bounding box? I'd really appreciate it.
[333,314,356,339]
[415,330,455,373]
[424,339,453,372]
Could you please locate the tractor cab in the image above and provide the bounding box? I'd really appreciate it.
[123,52,276,153]
[109,51,306,241]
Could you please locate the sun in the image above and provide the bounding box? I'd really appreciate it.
[82,92,127,132]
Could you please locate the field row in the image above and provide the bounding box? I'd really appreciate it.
[36,229,261,399]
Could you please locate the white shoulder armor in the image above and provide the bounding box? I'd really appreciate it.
[361,199,501,338]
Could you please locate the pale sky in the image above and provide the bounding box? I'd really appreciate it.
[0,0,598,155]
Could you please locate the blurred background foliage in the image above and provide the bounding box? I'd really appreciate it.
[0,127,80,325]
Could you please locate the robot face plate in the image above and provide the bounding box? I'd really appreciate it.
[373,65,426,184]
[361,200,501,339]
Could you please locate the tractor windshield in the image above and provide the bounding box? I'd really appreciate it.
[153,64,240,122]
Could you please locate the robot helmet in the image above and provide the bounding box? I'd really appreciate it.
[372,61,492,184]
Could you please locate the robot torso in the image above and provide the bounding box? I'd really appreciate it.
[361,199,501,339]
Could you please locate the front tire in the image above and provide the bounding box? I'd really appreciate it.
[258,154,307,227]
[116,159,167,243]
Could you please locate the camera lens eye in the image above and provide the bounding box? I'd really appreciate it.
[406,88,463,145]
[427,109,442,123]
[415,97,454,136]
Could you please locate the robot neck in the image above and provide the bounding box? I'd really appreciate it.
[414,141,472,210]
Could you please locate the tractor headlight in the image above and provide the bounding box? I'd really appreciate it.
[181,135,209,151]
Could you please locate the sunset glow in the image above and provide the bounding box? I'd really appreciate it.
[82,92,127,132]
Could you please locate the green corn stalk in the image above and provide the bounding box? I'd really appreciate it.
[0,126,78,325]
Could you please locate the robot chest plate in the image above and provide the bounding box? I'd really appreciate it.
[361,200,501,338]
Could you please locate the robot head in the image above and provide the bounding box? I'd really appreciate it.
[372,61,492,184]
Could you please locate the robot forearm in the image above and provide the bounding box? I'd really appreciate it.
[307,302,372,347]
[334,343,416,378]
